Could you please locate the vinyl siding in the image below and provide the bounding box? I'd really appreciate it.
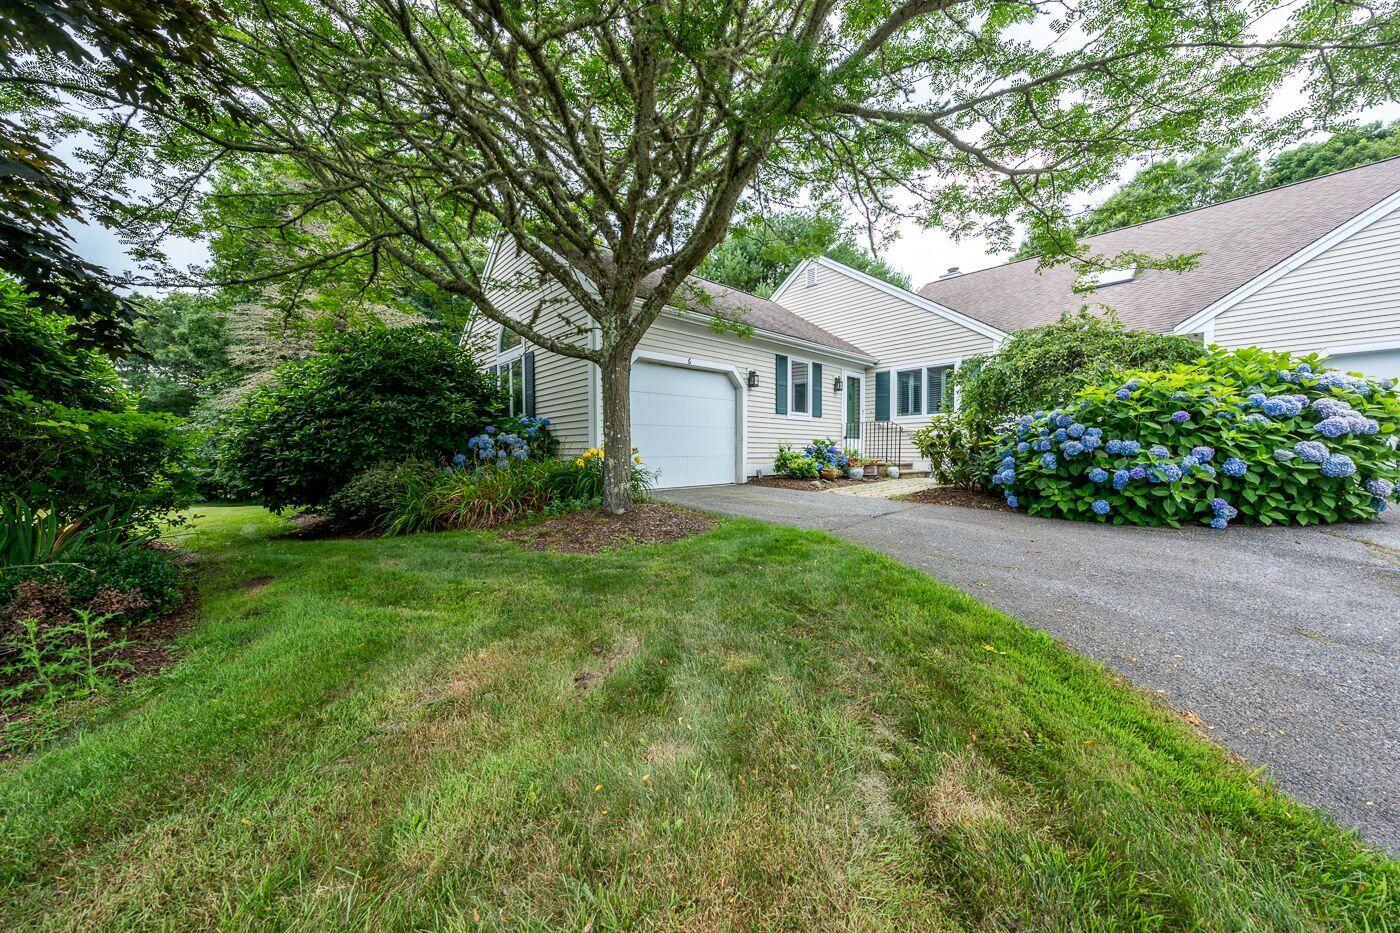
[636,315,854,474]
[483,242,862,475]
[774,261,997,434]
[483,241,594,456]
[1212,201,1400,353]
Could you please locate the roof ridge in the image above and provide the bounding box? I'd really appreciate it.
[919,153,1400,293]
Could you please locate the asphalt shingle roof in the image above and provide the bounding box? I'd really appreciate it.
[916,157,1400,335]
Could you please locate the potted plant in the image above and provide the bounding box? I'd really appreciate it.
[843,448,865,480]
[819,464,842,481]
[864,459,880,479]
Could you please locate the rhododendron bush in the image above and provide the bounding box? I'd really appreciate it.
[989,348,1399,528]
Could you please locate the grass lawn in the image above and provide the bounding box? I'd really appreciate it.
[1,505,1393,929]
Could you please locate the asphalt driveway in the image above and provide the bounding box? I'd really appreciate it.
[658,483,1400,852]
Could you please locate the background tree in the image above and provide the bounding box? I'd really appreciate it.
[0,0,223,353]
[20,0,1400,512]
[121,292,241,417]
[1017,122,1400,257]
[698,210,909,296]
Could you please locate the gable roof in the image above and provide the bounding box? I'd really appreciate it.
[916,156,1400,335]
[637,271,874,359]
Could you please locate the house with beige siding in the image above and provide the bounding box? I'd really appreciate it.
[917,157,1400,378]
[481,157,1400,489]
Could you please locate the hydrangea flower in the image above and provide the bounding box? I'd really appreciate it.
[1067,423,1086,439]
[1181,455,1200,470]
[1129,466,1148,481]
[1320,454,1356,478]
[1105,439,1123,455]
[1364,478,1395,498]
[1247,392,1267,406]
[1001,456,1015,469]
[1191,446,1215,462]
[1112,470,1130,490]
[1040,453,1058,470]
[1310,397,1351,417]
[1221,458,1248,478]
[1115,388,1132,400]
[1016,442,1030,454]
[1091,499,1111,516]
[1245,413,1271,425]
[452,452,468,466]
[1315,416,1352,438]
[1170,410,1190,424]
[1294,441,1328,463]
[1036,439,1052,452]
[1085,427,1103,437]
[1053,428,1068,442]
[1149,445,1171,459]
[1197,463,1217,479]
[1055,413,1074,428]
[1159,464,1183,483]
[1005,495,1020,509]
[1062,440,1085,458]
[1297,363,1312,374]
[1374,498,1388,514]
[1120,440,1142,456]
[1261,397,1300,418]
[1273,448,1296,462]
[1381,378,1395,391]
[1209,516,1229,530]
[1089,467,1108,483]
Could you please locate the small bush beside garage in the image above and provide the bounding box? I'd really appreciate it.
[989,348,1400,528]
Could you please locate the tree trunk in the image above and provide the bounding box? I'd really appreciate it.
[599,356,634,515]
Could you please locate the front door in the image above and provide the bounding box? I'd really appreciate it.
[845,375,861,440]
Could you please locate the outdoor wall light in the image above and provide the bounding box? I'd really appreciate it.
[746,370,759,388]
[833,376,843,392]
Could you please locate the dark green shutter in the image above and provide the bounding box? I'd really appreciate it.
[874,371,890,421]
[523,351,536,417]
[811,363,822,418]
[774,354,788,414]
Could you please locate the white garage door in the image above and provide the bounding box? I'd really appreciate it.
[1323,348,1400,381]
[631,362,737,489]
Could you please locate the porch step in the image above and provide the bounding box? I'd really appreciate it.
[828,476,937,498]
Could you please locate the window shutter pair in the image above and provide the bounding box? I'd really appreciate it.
[775,354,788,414]
[523,351,536,417]
[875,371,891,421]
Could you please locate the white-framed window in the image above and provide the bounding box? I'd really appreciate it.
[789,357,811,416]
[891,362,956,418]
[494,326,526,416]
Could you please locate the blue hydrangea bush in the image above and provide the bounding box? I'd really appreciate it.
[989,348,1399,528]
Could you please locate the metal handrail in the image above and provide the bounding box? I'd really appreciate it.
[844,421,904,464]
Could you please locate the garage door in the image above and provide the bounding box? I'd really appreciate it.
[631,362,737,489]
[1323,348,1400,381]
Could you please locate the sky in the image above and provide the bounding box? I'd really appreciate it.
[64,98,1400,296]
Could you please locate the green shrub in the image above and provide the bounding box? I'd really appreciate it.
[216,327,502,511]
[328,459,440,530]
[0,281,196,529]
[990,348,1400,527]
[956,310,1205,430]
[911,413,996,489]
[3,538,182,628]
[773,443,819,478]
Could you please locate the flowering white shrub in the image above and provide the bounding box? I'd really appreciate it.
[990,348,1399,528]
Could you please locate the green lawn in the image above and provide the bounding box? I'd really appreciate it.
[1,506,1393,929]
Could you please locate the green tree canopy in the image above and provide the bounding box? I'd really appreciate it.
[25,0,1400,511]
[121,292,242,417]
[698,211,909,296]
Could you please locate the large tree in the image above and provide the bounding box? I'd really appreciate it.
[698,210,909,296]
[12,0,1398,512]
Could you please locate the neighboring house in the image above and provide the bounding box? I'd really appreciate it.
[481,158,1400,489]
[917,157,1400,378]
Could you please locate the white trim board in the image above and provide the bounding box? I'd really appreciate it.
[771,256,1009,343]
[1172,187,1400,336]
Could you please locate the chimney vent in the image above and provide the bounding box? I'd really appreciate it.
[938,266,962,279]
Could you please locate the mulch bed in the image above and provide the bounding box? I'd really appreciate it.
[502,503,716,553]
[747,474,890,492]
[899,486,1014,512]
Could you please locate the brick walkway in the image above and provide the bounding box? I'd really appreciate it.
[827,476,937,498]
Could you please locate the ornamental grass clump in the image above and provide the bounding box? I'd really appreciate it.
[989,348,1399,528]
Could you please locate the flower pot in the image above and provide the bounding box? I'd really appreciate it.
[885,465,901,479]
[819,467,841,481]
[863,462,879,479]
[846,467,864,481]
